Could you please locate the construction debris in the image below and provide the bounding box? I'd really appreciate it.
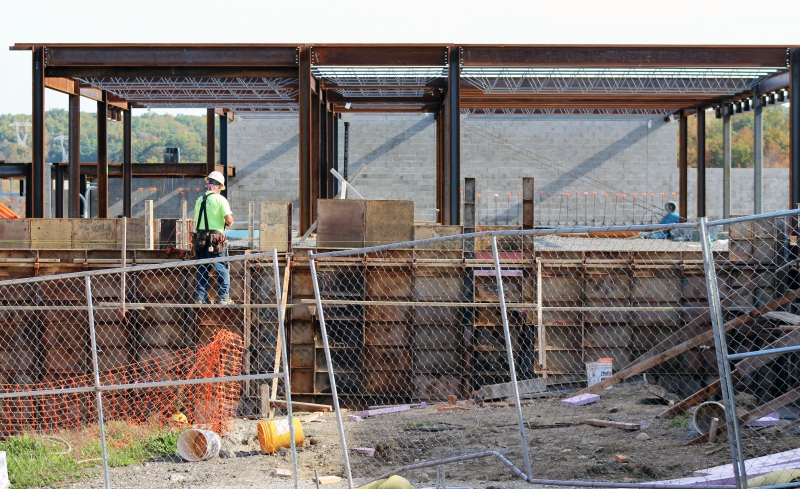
[561,393,600,407]
[274,468,292,478]
[476,378,546,402]
[314,475,342,485]
[584,419,640,431]
[360,405,410,417]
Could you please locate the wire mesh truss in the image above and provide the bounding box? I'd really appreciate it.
[0,250,300,489]
[141,102,300,113]
[460,68,780,96]
[311,66,447,87]
[76,76,299,102]
[461,108,674,117]
[309,209,800,489]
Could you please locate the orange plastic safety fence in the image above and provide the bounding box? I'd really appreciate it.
[0,329,243,438]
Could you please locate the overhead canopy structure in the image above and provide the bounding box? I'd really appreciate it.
[10,43,799,231]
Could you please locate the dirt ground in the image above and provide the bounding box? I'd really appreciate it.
[63,382,797,489]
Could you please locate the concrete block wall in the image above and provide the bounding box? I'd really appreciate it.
[225,114,791,230]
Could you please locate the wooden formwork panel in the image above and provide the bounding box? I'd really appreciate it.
[259,202,292,253]
[681,301,709,323]
[414,324,461,349]
[413,374,459,399]
[316,372,363,395]
[365,371,411,395]
[474,274,528,303]
[290,369,314,393]
[365,346,411,371]
[290,321,314,345]
[630,325,681,349]
[413,306,460,325]
[317,200,366,249]
[195,308,243,327]
[366,271,413,298]
[721,286,754,309]
[315,348,361,373]
[630,309,681,327]
[364,200,414,247]
[583,300,630,324]
[540,325,582,349]
[44,348,84,372]
[136,271,185,300]
[473,351,509,373]
[541,310,581,326]
[474,326,518,351]
[73,219,118,250]
[365,323,412,346]
[473,307,502,326]
[42,322,85,350]
[138,307,181,323]
[728,241,752,263]
[365,304,411,322]
[97,347,131,371]
[541,273,582,301]
[318,321,362,348]
[0,220,31,249]
[413,273,463,301]
[0,348,36,371]
[291,345,315,368]
[94,323,128,348]
[198,325,242,345]
[682,274,712,299]
[291,268,314,296]
[632,273,681,302]
[291,299,313,321]
[139,323,183,347]
[323,304,362,321]
[585,273,630,299]
[584,325,632,348]
[414,349,460,372]
[317,268,364,296]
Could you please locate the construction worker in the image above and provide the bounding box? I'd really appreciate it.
[194,171,234,305]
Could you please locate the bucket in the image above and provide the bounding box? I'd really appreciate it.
[177,429,222,462]
[586,358,614,387]
[257,417,304,454]
[693,401,726,435]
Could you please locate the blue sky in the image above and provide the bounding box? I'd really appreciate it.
[2,0,799,115]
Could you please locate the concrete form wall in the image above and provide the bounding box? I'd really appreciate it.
[224,115,790,229]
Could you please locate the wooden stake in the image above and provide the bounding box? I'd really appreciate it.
[260,384,270,417]
[708,417,719,444]
[270,260,292,419]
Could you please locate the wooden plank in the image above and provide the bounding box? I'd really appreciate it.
[765,311,800,325]
[260,384,270,417]
[360,405,410,417]
[314,475,342,485]
[584,419,640,431]
[476,378,546,401]
[624,311,710,369]
[271,400,332,412]
[659,327,800,419]
[579,287,800,395]
[269,261,292,418]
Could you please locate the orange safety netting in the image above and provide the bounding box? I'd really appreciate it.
[0,329,244,438]
[0,202,19,219]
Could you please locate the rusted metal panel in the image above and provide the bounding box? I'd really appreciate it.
[291,268,314,296]
[631,310,680,327]
[364,200,414,247]
[413,225,463,254]
[44,347,84,371]
[728,241,752,262]
[196,308,243,327]
[546,350,583,374]
[473,307,502,326]
[414,324,461,349]
[542,326,581,349]
[475,326,518,350]
[317,200,366,249]
[291,344,315,368]
[72,219,118,249]
[94,323,127,348]
[42,321,85,350]
[365,346,411,370]
[584,348,631,372]
[584,300,630,324]
[290,369,314,393]
[632,274,681,302]
[139,323,182,347]
[315,348,362,373]
[412,306,460,325]
[413,274,463,301]
[585,273,630,299]
[522,177,535,230]
[541,310,581,326]
[541,273,582,301]
[364,305,411,322]
[31,219,73,249]
[97,347,131,371]
[365,323,412,346]
[584,325,632,348]
[0,219,30,249]
[413,374,459,398]
[43,45,299,67]
[414,349,460,372]
[632,325,680,349]
[291,321,314,344]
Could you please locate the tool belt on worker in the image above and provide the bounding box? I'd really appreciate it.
[194,192,227,254]
[195,230,227,254]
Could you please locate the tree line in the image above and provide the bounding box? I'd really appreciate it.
[0,110,218,164]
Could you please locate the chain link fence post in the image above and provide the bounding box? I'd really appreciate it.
[85,275,111,489]
[699,217,748,489]
[309,253,354,489]
[491,235,532,481]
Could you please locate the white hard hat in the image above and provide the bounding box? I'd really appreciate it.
[205,171,226,190]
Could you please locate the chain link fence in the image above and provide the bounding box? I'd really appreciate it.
[311,212,800,487]
[0,250,299,488]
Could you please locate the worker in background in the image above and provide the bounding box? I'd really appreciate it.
[194,171,234,305]
[648,201,680,239]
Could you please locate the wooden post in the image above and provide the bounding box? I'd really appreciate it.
[270,261,292,418]
[523,177,535,230]
[537,256,546,378]
[180,199,188,249]
[248,201,255,250]
[260,384,270,418]
[708,417,719,444]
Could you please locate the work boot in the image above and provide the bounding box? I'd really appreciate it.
[196,297,210,305]
[217,298,234,306]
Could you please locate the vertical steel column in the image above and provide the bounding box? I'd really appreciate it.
[220,114,228,199]
[309,256,354,489]
[24,163,32,218]
[522,177,535,229]
[123,109,132,218]
[791,48,800,210]
[31,47,46,218]
[333,114,339,196]
[326,108,335,199]
[491,236,532,481]
[697,109,707,218]
[342,121,350,183]
[754,89,764,215]
[54,164,64,218]
[679,111,688,221]
[206,108,216,176]
[463,177,476,235]
[68,87,81,218]
[319,98,328,199]
[298,47,313,233]
[446,47,461,226]
[97,96,109,219]
[723,104,732,219]
[698,218,747,489]
[435,111,445,224]
[311,89,321,219]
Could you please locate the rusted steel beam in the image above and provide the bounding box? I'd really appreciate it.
[446,46,460,226]
[59,162,208,177]
[68,85,81,218]
[325,93,439,104]
[310,45,447,66]
[97,95,109,218]
[319,95,328,200]
[323,80,447,90]
[31,44,299,67]
[679,111,688,221]
[697,109,706,218]
[755,69,789,94]
[0,164,27,178]
[123,109,132,217]
[331,104,438,113]
[461,45,789,67]
[32,47,46,218]
[435,111,445,224]
[298,47,313,233]
[46,66,299,78]
[206,108,216,176]
[219,115,228,199]
[311,86,321,221]
[325,105,335,199]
